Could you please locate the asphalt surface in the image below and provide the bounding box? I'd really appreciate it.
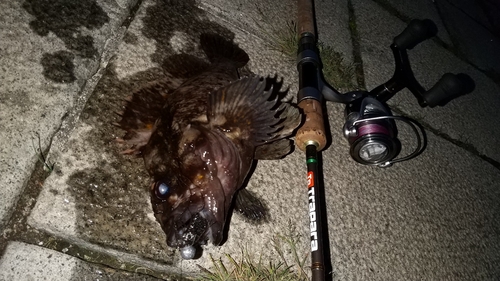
[1,0,499,280]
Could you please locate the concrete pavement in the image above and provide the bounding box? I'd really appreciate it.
[1,0,499,280]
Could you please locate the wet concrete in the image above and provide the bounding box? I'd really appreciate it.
[1,0,500,279]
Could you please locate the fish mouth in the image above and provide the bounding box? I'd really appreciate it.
[149,127,250,250]
[168,213,210,248]
[152,175,229,249]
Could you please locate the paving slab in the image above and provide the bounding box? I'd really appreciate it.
[200,0,353,62]
[352,0,500,164]
[21,0,500,280]
[0,0,138,230]
[0,241,162,280]
[448,0,495,31]
[436,0,500,74]
[27,0,310,276]
[380,0,452,45]
[0,0,497,280]
[323,101,500,280]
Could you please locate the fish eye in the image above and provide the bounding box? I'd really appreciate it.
[155,182,170,199]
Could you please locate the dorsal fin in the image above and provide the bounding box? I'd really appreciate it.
[207,76,301,146]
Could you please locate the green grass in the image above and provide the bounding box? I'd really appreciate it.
[252,9,299,59]
[196,231,309,281]
[269,20,300,58]
[318,43,356,91]
[252,3,356,91]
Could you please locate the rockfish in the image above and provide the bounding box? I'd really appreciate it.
[117,33,301,259]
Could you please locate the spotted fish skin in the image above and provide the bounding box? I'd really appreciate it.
[117,33,301,251]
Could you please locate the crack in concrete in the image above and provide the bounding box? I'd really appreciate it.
[390,107,500,171]
[0,1,188,279]
[347,0,366,91]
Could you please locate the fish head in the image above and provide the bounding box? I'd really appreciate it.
[134,76,301,254]
[146,124,247,249]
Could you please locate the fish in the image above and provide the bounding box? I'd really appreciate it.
[116,33,301,258]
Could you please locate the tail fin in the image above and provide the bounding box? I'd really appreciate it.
[200,33,249,68]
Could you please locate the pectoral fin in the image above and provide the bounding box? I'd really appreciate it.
[116,79,172,154]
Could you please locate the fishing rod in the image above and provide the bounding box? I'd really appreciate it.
[295,0,329,279]
[295,0,474,280]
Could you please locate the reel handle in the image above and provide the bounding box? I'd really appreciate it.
[393,19,437,50]
[423,73,475,107]
[296,99,327,152]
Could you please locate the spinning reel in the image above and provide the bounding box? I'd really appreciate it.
[297,19,475,167]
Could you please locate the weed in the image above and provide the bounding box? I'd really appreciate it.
[318,43,357,91]
[252,2,298,60]
[196,231,309,281]
[253,3,356,91]
[31,132,55,173]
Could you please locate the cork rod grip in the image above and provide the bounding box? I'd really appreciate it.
[296,99,327,152]
[298,0,316,37]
